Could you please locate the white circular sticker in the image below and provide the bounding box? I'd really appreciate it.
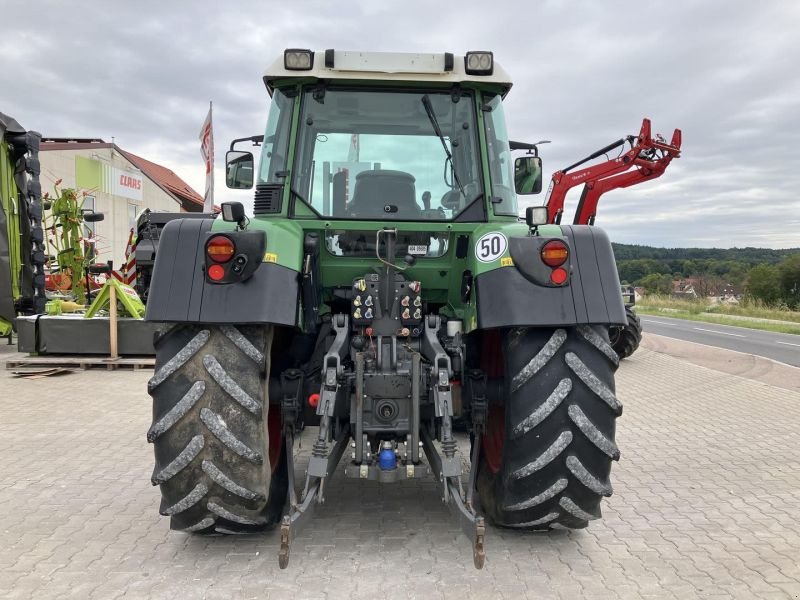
[475,232,508,263]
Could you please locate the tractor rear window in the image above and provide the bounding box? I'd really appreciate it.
[325,230,449,258]
[291,88,483,221]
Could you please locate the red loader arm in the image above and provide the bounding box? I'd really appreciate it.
[545,118,682,225]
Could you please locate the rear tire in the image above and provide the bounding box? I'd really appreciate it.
[477,326,622,530]
[147,324,286,533]
[609,306,642,359]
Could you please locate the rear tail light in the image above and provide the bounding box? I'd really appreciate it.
[206,235,235,263]
[541,240,569,267]
[550,267,569,285]
[207,264,225,281]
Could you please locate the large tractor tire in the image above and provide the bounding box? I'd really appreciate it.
[147,324,287,534]
[477,326,622,530]
[608,306,642,360]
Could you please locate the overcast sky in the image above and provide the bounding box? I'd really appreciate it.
[2,0,798,248]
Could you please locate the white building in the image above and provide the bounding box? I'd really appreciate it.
[39,138,205,269]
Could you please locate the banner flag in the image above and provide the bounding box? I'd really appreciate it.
[199,102,214,212]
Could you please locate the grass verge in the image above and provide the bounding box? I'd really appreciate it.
[638,295,800,323]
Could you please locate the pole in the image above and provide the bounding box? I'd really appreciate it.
[109,284,118,360]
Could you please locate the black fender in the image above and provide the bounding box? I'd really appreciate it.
[145,218,298,325]
[475,225,626,329]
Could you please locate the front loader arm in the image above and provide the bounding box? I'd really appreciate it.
[545,118,682,225]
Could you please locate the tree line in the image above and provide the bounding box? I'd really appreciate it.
[613,243,800,309]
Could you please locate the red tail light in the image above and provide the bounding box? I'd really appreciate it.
[550,267,569,285]
[206,235,235,263]
[541,240,569,267]
[207,264,225,281]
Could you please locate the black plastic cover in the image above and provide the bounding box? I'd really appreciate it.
[16,315,162,355]
[475,225,625,328]
[145,218,298,325]
[508,236,566,287]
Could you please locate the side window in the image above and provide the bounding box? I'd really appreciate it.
[482,94,518,216]
[258,89,294,184]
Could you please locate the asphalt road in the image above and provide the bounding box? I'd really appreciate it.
[639,314,800,367]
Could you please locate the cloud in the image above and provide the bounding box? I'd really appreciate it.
[2,0,798,248]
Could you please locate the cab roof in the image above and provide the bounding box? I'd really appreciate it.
[263,50,513,97]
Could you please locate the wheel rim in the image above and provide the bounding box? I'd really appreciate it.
[267,406,282,472]
[480,329,505,474]
[483,405,504,474]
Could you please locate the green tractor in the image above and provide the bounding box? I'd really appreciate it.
[145,50,626,568]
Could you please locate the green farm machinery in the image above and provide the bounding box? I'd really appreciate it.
[145,50,632,568]
[0,112,45,338]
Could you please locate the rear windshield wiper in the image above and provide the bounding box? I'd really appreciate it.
[421,95,465,197]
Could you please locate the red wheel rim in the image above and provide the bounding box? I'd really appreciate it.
[483,405,504,474]
[480,329,505,474]
[267,406,282,473]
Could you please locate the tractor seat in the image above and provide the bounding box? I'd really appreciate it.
[348,170,420,218]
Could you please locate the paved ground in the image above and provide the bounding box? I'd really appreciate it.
[2,343,800,599]
[642,333,800,393]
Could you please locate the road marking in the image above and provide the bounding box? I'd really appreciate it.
[776,341,800,347]
[641,319,678,326]
[692,327,746,338]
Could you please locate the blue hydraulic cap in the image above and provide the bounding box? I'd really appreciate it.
[378,442,396,470]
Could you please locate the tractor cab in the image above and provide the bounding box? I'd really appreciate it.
[226,50,537,224]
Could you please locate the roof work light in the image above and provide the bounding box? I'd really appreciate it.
[284,49,313,70]
[464,51,493,75]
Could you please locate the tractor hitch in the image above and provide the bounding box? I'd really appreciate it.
[420,427,487,569]
[278,429,350,569]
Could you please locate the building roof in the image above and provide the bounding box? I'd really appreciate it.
[118,149,205,211]
[40,138,207,212]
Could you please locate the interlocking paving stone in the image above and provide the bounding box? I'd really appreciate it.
[1,346,800,599]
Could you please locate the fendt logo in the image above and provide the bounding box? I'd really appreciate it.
[119,174,142,190]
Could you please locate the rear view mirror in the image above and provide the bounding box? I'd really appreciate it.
[226,150,255,189]
[514,156,543,195]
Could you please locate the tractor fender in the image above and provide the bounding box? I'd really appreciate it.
[145,218,298,325]
[474,225,626,329]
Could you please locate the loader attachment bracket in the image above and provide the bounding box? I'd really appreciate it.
[545,117,682,226]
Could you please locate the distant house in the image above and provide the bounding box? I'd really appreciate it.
[672,277,742,300]
[633,287,645,302]
[672,279,697,298]
[39,138,206,269]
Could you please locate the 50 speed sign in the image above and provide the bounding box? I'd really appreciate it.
[475,232,508,263]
